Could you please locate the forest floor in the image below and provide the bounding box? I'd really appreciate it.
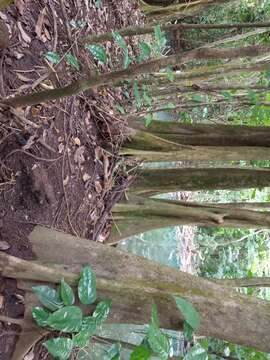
[0,1,196,359]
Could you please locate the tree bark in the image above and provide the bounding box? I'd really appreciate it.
[132,167,270,195]
[5,225,270,353]
[3,45,270,107]
[109,196,270,242]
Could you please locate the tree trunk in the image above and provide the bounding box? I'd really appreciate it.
[109,196,270,242]
[132,167,270,195]
[4,45,270,107]
[4,226,270,353]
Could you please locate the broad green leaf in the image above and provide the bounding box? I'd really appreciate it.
[43,337,73,360]
[145,114,153,127]
[95,0,102,7]
[60,279,75,306]
[65,53,80,70]
[183,321,194,342]
[142,85,152,106]
[116,104,125,114]
[150,303,159,329]
[81,316,97,334]
[32,307,49,327]
[112,31,127,49]
[130,345,152,360]
[133,80,142,109]
[192,94,203,103]
[165,102,175,109]
[45,51,61,64]
[78,266,97,305]
[221,91,233,100]
[47,306,82,333]
[32,285,63,311]
[92,300,112,325]
[138,41,151,62]
[105,343,121,360]
[123,49,132,69]
[184,344,208,360]
[247,90,258,104]
[166,67,174,82]
[154,25,166,54]
[173,296,200,330]
[148,326,170,360]
[85,44,107,64]
[73,330,91,348]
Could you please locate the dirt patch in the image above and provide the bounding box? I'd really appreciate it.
[0,0,144,358]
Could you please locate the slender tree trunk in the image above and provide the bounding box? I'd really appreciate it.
[4,226,270,353]
[81,21,270,45]
[109,196,270,242]
[3,45,270,107]
[132,167,270,195]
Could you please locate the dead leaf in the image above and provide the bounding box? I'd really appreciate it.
[13,51,25,60]
[0,294,4,309]
[24,347,35,360]
[15,0,26,15]
[22,134,36,150]
[0,240,10,251]
[73,137,81,146]
[63,176,69,186]
[35,8,46,41]
[18,22,31,44]
[94,181,102,193]
[82,173,91,182]
[17,73,31,82]
[58,143,65,154]
[74,146,85,165]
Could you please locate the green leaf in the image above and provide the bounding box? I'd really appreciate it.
[78,266,97,305]
[154,25,166,54]
[47,306,82,333]
[32,285,63,311]
[150,303,159,329]
[60,279,75,306]
[148,326,170,360]
[65,53,80,70]
[85,44,107,64]
[43,337,73,360]
[142,85,152,106]
[81,316,97,334]
[184,344,208,360]
[247,90,258,104]
[145,114,153,127]
[92,300,112,325]
[105,343,121,360]
[173,296,200,331]
[116,104,125,114]
[32,307,49,327]
[166,67,174,82]
[183,321,194,342]
[95,0,102,7]
[130,345,152,360]
[221,91,233,100]
[45,51,61,64]
[192,94,203,103]
[165,102,175,110]
[73,330,92,348]
[123,48,132,69]
[112,31,127,49]
[138,41,151,62]
[133,80,142,109]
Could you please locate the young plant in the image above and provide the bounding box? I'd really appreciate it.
[32,265,112,360]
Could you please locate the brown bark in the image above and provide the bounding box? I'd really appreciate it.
[214,277,270,288]
[109,196,270,242]
[15,226,270,353]
[3,45,270,107]
[132,167,270,195]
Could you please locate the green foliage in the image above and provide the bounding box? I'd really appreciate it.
[45,51,61,64]
[78,265,97,305]
[85,44,108,64]
[32,265,113,359]
[43,338,74,360]
[184,344,208,360]
[130,344,152,359]
[60,279,75,306]
[153,25,166,55]
[173,296,200,331]
[137,41,152,62]
[32,285,63,311]
[105,343,121,360]
[65,53,80,70]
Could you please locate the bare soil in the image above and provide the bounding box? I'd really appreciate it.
[0,0,143,358]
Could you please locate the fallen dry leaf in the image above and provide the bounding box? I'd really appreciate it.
[73,137,81,146]
[94,181,103,193]
[0,240,10,251]
[74,146,85,165]
[18,22,31,44]
[35,7,46,40]
[0,294,4,309]
[83,173,91,182]
[15,0,26,15]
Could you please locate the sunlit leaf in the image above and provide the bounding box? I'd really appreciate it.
[173,296,200,330]
[32,285,63,311]
[43,337,73,360]
[32,307,49,327]
[145,114,153,127]
[60,279,75,306]
[138,41,151,62]
[81,316,97,334]
[47,306,82,333]
[85,44,107,64]
[65,53,80,70]
[45,51,61,64]
[130,344,152,359]
[148,326,170,360]
[184,343,208,360]
[73,330,92,348]
[112,31,127,49]
[183,321,194,342]
[78,265,97,305]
